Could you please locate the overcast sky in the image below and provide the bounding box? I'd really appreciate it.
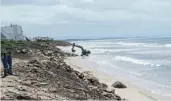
[1,0,171,39]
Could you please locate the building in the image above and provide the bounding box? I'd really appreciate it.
[1,24,26,40]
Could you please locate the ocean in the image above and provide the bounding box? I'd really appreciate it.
[71,37,171,97]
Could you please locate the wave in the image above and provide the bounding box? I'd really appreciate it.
[91,48,139,54]
[165,44,171,47]
[115,42,171,48]
[129,71,143,76]
[114,56,161,67]
[116,42,147,46]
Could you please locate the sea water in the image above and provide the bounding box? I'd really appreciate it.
[71,37,171,97]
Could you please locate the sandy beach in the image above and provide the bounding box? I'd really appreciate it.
[59,46,171,101]
[65,56,170,101]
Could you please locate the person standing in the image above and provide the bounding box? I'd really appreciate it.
[7,52,12,75]
[1,53,8,78]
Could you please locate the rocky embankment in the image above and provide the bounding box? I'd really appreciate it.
[1,41,126,100]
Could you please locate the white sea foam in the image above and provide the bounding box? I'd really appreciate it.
[71,38,171,97]
[115,42,171,48]
[114,56,161,67]
[91,49,130,54]
[129,71,143,76]
[165,44,171,47]
[116,42,146,46]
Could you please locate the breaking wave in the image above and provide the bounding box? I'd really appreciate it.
[114,56,161,67]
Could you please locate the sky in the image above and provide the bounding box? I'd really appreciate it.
[1,0,171,39]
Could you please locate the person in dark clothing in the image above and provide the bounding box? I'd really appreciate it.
[7,52,12,75]
[1,53,8,78]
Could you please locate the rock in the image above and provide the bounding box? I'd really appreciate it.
[17,86,27,91]
[45,50,53,56]
[87,85,98,91]
[78,73,84,79]
[49,88,58,93]
[28,59,39,64]
[28,59,43,68]
[86,76,100,86]
[65,65,74,72]
[102,92,121,100]
[16,94,38,100]
[112,81,127,88]
[27,64,33,67]
[50,57,55,61]
[21,81,32,86]
[82,72,100,86]
[38,96,51,100]
[28,50,33,55]
[104,89,115,94]
[102,92,114,99]
[115,94,122,100]
[31,81,37,84]
[33,63,41,67]
[30,67,39,73]
[71,72,78,79]
[40,82,48,86]
[20,49,27,54]
[74,71,80,76]
[35,82,48,86]
[101,83,108,90]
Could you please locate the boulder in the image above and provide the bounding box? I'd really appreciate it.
[16,94,38,100]
[112,81,127,88]
[102,92,121,100]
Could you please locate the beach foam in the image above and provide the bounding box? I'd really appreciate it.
[114,56,161,67]
[69,37,171,97]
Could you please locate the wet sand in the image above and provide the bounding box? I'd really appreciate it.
[58,46,170,101]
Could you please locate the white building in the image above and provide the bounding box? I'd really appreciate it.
[1,24,26,40]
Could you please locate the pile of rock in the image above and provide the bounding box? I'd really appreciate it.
[11,56,125,100]
[1,41,127,100]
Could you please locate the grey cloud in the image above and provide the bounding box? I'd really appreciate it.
[1,0,35,5]
[0,0,171,37]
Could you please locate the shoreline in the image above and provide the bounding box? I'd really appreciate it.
[65,56,170,101]
[1,40,170,100]
[58,46,171,101]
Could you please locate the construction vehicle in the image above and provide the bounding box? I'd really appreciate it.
[72,43,91,56]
